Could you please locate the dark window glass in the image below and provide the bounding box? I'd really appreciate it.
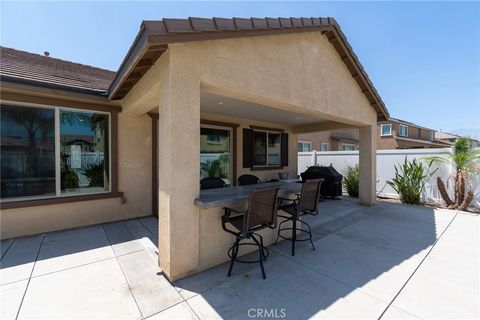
[1,105,56,199]
[253,131,267,166]
[267,133,281,165]
[60,110,109,194]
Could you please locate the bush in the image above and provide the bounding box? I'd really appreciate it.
[62,169,79,190]
[343,164,359,197]
[387,157,429,205]
[82,161,105,187]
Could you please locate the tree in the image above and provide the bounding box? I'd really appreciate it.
[427,138,479,211]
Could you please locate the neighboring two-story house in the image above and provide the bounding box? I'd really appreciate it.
[299,118,452,151]
[298,128,359,152]
[378,118,449,149]
[435,131,480,148]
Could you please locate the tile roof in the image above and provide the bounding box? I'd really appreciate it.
[108,17,389,120]
[0,46,115,95]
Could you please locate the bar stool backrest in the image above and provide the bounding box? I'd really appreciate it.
[247,187,279,229]
[237,174,261,186]
[299,179,323,212]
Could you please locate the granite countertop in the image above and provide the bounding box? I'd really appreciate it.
[194,181,302,209]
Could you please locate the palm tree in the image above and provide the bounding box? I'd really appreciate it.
[427,137,480,211]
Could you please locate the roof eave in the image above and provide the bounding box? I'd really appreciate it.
[1,75,109,98]
[108,17,390,122]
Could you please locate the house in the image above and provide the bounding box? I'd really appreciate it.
[435,131,480,147]
[298,128,359,151]
[377,118,448,149]
[1,17,389,281]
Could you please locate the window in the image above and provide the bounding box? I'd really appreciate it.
[243,128,287,169]
[298,140,312,152]
[253,130,281,167]
[206,133,221,144]
[380,124,392,136]
[60,109,110,195]
[429,132,434,141]
[399,125,408,137]
[342,144,356,151]
[1,104,111,202]
[320,143,329,151]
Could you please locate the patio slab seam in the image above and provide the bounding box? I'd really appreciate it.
[1,239,15,261]
[136,218,159,242]
[101,224,145,319]
[14,233,45,320]
[5,248,146,285]
[378,210,460,319]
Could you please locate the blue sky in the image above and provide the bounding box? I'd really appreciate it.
[1,1,479,136]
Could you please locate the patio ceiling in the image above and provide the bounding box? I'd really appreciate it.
[201,92,327,126]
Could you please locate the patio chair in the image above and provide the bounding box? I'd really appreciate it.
[222,187,279,279]
[200,177,226,190]
[237,174,262,186]
[274,178,324,256]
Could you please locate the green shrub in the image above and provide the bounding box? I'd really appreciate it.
[82,161,105,187]
[387,157,429,205]
[343,164,359,197]
[62,169,79,189]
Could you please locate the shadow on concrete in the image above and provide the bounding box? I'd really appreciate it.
[174,198,446,319]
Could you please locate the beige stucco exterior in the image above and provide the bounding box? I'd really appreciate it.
[1,30,381,281]
[0,91,153,239]
[119,31,378,281]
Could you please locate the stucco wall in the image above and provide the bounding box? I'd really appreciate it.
[169,32,376,127]
[1,112,153,239]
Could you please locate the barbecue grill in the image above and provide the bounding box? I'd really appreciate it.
[300,165,343,199]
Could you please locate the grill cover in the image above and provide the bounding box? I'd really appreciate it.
[300,166,343,198]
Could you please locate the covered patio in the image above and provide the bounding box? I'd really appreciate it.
[1,199,478,319]
[114,17,388,281]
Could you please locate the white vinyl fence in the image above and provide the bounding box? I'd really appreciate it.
[298,148,480,208]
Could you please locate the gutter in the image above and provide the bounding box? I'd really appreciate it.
[0,75,109,98]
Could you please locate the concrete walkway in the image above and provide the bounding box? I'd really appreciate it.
[1,199,478,319]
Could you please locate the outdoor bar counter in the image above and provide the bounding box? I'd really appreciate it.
[193,181,301,272]
[194,181,302,209]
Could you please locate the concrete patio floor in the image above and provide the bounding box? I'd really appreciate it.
[1,198,478,319]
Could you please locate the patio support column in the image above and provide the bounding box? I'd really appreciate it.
[157,71,201,281]
[359,125,376,206]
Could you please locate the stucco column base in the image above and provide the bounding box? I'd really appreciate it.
[157,66,201,281]
[359,125,376,206]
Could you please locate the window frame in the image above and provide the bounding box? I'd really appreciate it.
[320,142,329,151]
[298,140,312,152]
[399,124,409,137]
[1,100,120,209]
[380,124,392,136]
[342,143,356,151]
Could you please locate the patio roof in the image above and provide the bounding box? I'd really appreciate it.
[108,17,390,121]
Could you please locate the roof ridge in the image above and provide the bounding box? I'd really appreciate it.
[0,46,116,74]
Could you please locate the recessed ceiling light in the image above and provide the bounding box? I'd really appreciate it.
[218,101,223,105]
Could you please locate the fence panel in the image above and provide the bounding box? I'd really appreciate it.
[298,148,479,208]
